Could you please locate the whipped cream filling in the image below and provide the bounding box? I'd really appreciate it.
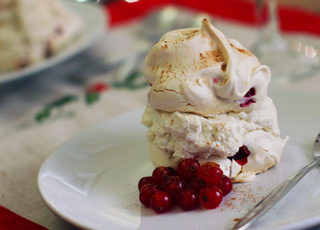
[143,19,271,116]
[142,97,288,182]
[142,97,281,158]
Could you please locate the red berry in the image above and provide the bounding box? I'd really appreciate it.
[240,88,256,107]
[198,162,223,186]
[163,176,185,201]
[150,191,173,213]
[152,166,176,187]
[139,184,159,207]
[218,176,233,196]
[244,87,256,97]
[188,178,206,194]
[138,176,155,191]
[230,145,251,165]
[199,186,223,209]
[177,189,199,211]
[176,158,200,181]
[240,98,256,107]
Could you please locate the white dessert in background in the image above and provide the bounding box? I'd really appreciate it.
[0,0,83,72]
[142,19,288,183]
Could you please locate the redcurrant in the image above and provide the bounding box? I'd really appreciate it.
[199,186,223,209]
[177,189,199,211]
[198,162,223,186]
[218,175,233,196]
[163,176,185,201]
[188,178,206,194]
[150,191,173,213]
[152,166,176,187]
[176,158,200,181]
[139,184,159,207]
[138,176,155,191]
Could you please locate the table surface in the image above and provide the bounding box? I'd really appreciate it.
[0,2,319,230]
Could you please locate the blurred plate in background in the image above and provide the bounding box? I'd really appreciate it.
[0,1,107,84]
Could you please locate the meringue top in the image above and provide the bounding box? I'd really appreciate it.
[143,19,271,116]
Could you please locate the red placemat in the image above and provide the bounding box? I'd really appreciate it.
[106,0,320,36]
[0,206,47,230]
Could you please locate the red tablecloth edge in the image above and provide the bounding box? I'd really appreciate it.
[0,206,47,230]
[106,0,320,37]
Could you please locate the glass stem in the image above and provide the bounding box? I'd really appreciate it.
[264,0,287,49]
[265,0,280,40]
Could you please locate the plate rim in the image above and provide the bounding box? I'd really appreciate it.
[37,108,144,230]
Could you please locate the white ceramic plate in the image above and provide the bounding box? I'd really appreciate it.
[38,89,320,230]
[0,1,106,83]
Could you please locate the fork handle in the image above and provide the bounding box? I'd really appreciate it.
[232,159,320,230]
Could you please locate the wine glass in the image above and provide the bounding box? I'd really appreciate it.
[252,0,320,85]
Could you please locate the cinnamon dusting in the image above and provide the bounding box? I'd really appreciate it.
[230,43,253,56]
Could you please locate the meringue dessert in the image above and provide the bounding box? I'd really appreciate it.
[0,0,83,72]
[141,19,288,183]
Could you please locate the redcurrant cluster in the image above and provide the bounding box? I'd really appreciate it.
[138,158,233,213]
